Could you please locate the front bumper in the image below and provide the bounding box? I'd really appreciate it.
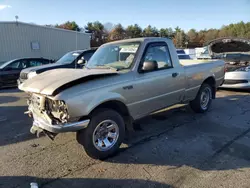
[31,111,90,134]
[220,82,250,89]
[17,79,25,87]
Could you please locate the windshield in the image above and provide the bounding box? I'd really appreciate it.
[56,52,81,64]
[0,60,11,69]
[86,42,140,70]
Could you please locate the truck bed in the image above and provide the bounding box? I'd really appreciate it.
[180,59,225,101]
[179,59,220,66]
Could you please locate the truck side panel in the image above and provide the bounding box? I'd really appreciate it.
[183,60,225,101]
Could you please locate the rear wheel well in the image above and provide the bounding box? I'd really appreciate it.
[203,77,216,98]
[90,101,133,131]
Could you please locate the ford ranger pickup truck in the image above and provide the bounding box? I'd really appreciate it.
[19,37,225,159]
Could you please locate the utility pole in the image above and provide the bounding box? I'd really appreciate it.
[75,28,78,69]
[15,15,19,25]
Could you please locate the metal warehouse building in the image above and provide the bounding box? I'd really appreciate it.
[0,21,90,62]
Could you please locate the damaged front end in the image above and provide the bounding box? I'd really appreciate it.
[26,93,90,139]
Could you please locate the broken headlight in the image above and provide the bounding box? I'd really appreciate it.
[46,99,69,124]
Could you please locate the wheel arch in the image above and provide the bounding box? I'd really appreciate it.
[89,100,134,131]
[202,76,216,99]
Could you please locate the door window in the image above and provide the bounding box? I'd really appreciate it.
[19,60,30,68]
[5,61,20,69]
[142,43,173,71]
[83,52,94,62]
[29,60,44,67]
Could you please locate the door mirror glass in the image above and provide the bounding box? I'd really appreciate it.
[141,60,158,72]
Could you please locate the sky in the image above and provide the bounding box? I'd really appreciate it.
[0,0,249,31]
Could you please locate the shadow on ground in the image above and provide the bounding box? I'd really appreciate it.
[0,95,20,104]
[0,105,38,146]
[0,87,21,93]
[107,94,250,171]
[0,176,172,188]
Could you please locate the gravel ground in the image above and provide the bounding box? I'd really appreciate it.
[0,88,250,188]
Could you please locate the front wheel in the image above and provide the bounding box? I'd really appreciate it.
[76,108,125,159]
[189,83,212,113]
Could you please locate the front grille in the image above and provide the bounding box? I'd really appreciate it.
[20,72,28,80]
[223,79,248,85]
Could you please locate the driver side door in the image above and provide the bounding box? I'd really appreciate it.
[128,42,185,119]
[1,60,23,86]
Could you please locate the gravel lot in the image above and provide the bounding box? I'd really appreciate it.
[0,88,250,188]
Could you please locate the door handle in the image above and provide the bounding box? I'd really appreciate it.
[172,72,179,78]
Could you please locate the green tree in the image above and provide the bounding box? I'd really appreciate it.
[159,28,169,37]
[143,25,159,37]
[175,30,187,48]
[187,29,198,43]
[85,21,106,46]
[204,29,219,42]
[126,24,142,38]
[108,24,126,41]
[174,26,181,34]
[56,21,80,31]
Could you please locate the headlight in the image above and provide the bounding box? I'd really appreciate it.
[27,72,37,79]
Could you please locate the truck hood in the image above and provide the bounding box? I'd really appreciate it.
[19,68,117,96]
[21,63,68,74]
[207,38,250,61]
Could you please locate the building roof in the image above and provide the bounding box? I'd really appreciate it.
[0,21,90,36]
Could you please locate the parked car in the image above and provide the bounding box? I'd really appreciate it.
[19,37,225,159]
[178,54,191,59]
[0,58,53,88]
[220,66,250,89]
[18,48,97,85]
[207,37,250,65]
[176,49,186,54]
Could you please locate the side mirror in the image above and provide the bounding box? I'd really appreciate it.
[141,60,158,72]
[77,59,86,65]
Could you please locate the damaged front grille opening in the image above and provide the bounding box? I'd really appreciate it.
[27,94,69,125]
[45,98,69,124]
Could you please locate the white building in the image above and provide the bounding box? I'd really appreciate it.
[0,21,90,62]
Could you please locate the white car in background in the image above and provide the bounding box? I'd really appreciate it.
[220,66,250,89]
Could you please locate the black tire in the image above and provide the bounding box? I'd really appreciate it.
[189,83,212,113]
[76,108,125,159]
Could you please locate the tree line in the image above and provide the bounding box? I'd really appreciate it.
[52,21,250,48]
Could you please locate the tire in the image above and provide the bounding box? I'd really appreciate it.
[76,108,125,159]
[189,83,212,113]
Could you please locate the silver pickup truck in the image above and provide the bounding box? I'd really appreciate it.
[19,37,225,159]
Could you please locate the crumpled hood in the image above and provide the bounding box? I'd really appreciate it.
[19,68,117,96]
[21,63,66,74]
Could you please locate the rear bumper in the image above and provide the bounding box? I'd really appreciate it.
[30,111,90,134]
